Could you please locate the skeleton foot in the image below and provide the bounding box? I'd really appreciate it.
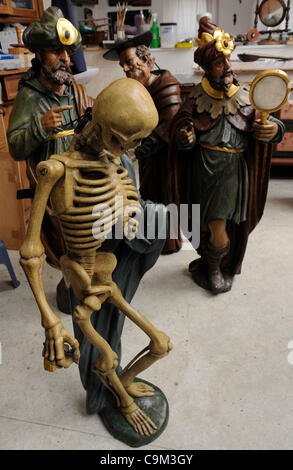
[121,402,157,436]
[124,381,155,398]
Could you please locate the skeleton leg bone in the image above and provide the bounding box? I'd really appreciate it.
[73,301,157,436]
[61,252,158,435]
[108,285,173,398]
[62,250,171,435]
[92,255,172,428]
[92,254,173,398]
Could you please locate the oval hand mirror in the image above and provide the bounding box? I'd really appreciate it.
[249,69,290,124]
[259,0,286,27]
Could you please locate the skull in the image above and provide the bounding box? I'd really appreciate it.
[92,78,159,156]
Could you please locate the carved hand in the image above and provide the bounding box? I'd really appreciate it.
[252,119,278,143]
[42,321,80,368]
[128,150,137,162]
[41,105,72,133]
[177,121,195,147]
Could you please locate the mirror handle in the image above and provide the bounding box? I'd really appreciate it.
[261,111,269,125]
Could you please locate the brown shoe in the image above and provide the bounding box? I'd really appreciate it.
[189,230,210,273]
[206,241,230,294]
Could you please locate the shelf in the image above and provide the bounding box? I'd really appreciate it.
[0,0,43,23]
[271,157,293,166]
[0,67,28,77]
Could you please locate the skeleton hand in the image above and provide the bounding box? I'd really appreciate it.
[128,150,137,162]
[252,119,278,142]
[177,121,195,147]
[123,202,141,241]
[41,106,73,133]
[42,321,80,369]
[124,216,140,241]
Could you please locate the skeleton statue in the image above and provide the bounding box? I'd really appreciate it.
[20,78,172,436]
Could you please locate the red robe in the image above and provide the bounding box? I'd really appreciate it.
[137,69,182,253]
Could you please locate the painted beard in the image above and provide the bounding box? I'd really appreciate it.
[207,69,239,92]
[41,61,73,86]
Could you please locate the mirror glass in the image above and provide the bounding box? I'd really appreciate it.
[251,74,289,111]
[259,0,286,27]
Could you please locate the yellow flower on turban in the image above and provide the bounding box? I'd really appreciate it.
[195,27,234,56]
[214,29,234,56]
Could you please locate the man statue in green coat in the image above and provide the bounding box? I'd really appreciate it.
[7,6,94,274]
[7,6,93,172]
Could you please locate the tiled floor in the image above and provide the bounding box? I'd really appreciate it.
[1,172,293,450]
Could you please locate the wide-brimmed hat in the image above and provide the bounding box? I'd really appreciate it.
[103,31,153,61]
[22,6,81,53]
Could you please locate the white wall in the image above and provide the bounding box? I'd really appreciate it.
[218,0,255,35]
[43,0,51,9]
[218,0,293,36]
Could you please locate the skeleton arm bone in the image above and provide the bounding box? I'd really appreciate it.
[20,159,79,369]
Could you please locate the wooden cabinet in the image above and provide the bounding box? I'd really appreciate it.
[0,150,31,250]
[0,0,43,23]
[11,0,40,19]
[1,68,26,101]
[0,0,12,14]
[0,68,28,126]
[0,70,31,250]
[272,97,293,166]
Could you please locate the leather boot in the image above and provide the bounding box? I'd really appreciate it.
[206,240,230,294]
[189,230,210,273]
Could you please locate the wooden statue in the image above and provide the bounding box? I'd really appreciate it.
[103,31,182,254]
[169,16,285,294]
[19,78,172,439]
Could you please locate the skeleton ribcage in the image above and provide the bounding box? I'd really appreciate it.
[59,164,141,256]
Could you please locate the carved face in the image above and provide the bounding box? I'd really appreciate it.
[92,78,159,156]
[38,47,73,86]
[207,54,234,91]
[210,55,232,80]
[119,46,154,86]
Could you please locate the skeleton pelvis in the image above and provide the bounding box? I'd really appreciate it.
[60,252,117,302]
[60,254,91,300]
[93,251,117,283]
